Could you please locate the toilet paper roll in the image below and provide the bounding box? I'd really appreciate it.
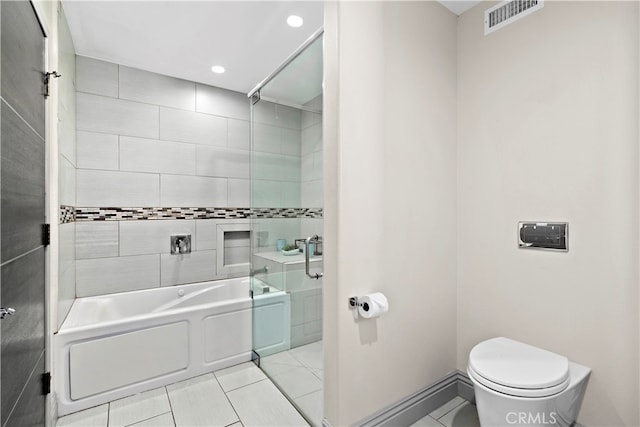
[358,293,389,319]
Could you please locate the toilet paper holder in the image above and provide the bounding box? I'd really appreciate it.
[348,297,362,319]
[349,294,389,319]
[349,296,367,310]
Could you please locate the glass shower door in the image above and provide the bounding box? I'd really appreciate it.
[249,34,324,427]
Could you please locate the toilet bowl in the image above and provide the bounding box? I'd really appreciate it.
[467,337,590,427]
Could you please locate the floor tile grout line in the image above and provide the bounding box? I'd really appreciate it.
[284,348,322,372]
[219,375,268,394]
[107,388,173,427]
[122,410,173,427]
[214,361,270,389]
[264,346,323,423]
[292,387,323,402]
[163,386,178,427]
[418,415,446,427]
[263,359,304,369]
[287,345,323,368]
[433,415,446,427]
[287,348,312,368]
[213,369,245,426]
[436,400,469,421]
[310,370,323,382]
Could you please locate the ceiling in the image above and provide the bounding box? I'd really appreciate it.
[259,34,323,106]
[62,1,481,98]
[439,0,482,16]
[63,1,324,96]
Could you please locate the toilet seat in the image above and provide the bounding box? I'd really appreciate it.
[468,363,570,398]
[468,337,570,398]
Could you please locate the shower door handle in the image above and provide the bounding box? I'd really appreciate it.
[305,235,323,280]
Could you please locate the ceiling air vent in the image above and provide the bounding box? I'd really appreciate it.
[484,0,544,35]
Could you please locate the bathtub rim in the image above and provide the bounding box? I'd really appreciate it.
[58,276,252,333]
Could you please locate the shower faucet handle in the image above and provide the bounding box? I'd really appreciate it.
[170,235,192,254]
[0,307,16,319]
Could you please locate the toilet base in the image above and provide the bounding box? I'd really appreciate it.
[474,388,572,427]
[470,362,590,427]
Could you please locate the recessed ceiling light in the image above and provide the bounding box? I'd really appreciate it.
[287,15,303,28]
[211,65,225,74]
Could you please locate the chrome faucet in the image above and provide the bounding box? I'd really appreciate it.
[171,235,192,254]
[0,307,15,319]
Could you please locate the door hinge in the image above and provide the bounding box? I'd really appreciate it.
[41,372,51,395]
[251,91,260,105]
[43,71,61,98]
[42,223,50,246]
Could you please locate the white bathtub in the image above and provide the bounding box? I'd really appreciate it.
[55,277,253,416]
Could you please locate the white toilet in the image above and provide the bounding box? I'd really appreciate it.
[467,337,590,427]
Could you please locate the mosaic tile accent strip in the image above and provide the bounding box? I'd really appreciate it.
[65,207,323,223]
[75,207,252,221]
[301,208,323,218]
[252,208,324,219]
[60,205,76,224]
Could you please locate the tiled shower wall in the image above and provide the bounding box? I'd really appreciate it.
[249,97,324,252]
[64,57,324,340]
[300,97,323,241]
[75,56,252,207]
[252,100,303,209]
[297,103,323,346]
[71,56,284,299]
[251,99,306,253]
[57,6,77,330]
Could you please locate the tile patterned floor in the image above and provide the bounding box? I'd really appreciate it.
[57,344,477,427]
[410,396,480,427]
[56,362,308,427]
[260,341,323,427]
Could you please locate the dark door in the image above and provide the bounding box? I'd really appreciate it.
[1,0,47,425]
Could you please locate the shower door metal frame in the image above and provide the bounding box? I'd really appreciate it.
[247,27,324,100]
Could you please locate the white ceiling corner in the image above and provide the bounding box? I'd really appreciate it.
[62,1,324,96]
[437,0,483,16]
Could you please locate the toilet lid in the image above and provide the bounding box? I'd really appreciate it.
[469,337,570,392]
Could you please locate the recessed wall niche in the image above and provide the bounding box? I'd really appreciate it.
[216,223,251,276]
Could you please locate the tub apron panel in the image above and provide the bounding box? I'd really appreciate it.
[55,278,253,416]
[71,322,189,399]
